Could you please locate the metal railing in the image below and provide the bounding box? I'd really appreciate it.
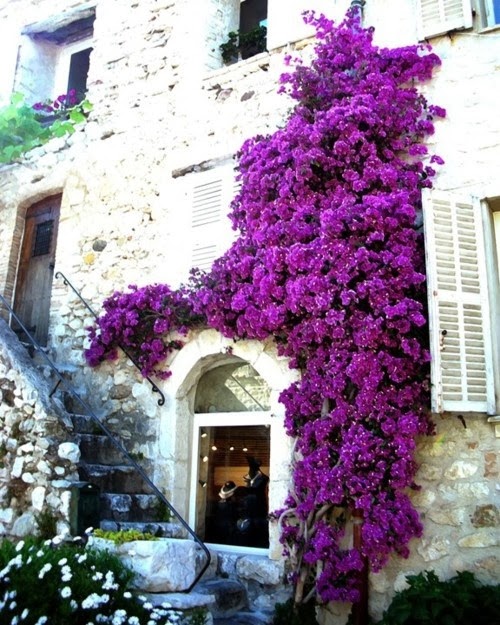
[55,271,165,406]
[0,292,211,591]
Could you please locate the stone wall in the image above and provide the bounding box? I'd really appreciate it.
[0,318,79,538]
[0,0,499,621]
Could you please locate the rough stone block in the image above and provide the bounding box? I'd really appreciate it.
[89,537,212,592]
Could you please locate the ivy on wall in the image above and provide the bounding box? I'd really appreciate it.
[86,8,444,606]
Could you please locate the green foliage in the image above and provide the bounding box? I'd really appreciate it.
[0,537,182,624]
[375,571,500,625]
[219,25,267,63]
[186,607,209,625]
[0,92,92,165]
[272,598,320,625]
[34,509,58,540]
[155,500,173,522]
[93,528,159,544]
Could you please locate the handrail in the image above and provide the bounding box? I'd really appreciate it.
[0,292,211,591]
[55,271,165,406]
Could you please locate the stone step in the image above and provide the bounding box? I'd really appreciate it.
[99,519,186,538]
[195,579,248,619]
[79,463,152,493]
[71,413,105,434]
[100,492,159,520]
[213,612,272,625]
[77,433,127,465]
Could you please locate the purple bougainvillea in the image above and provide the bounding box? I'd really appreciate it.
[86,8,444,605]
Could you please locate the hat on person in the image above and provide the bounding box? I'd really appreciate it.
[219,481,237,499]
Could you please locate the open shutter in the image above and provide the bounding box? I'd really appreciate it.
[423,190,495,414]
[267,0,335,50]
[190,166,238,271]
[417,0,473,39]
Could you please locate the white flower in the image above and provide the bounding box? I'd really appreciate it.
[35,617,48,625]
[60,586,72,599]
[51,536,62,545]
[123,592,132,599]
[20,608,29,620]
[143,602,153,610]
[58,558,68,566]
[15,541,24,552]
[38,563,52,579]
[10,601,17,610]
[128,618,140,625]
[36,550,44,558]
[92,571,103,581]
[76,553,87,563]
[61,565,72,582]
[70,600,78,611]
[11,616,19,625]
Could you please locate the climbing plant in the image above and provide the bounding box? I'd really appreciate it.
[86,8,444,607]
[0,91,92,165]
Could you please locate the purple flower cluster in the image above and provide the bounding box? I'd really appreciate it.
[194,9,441,602]
[85,283,204,379]
[86,8,443,604]
[32,90,79,116]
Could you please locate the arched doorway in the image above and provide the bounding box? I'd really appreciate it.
[189,361,273,552]
[13,195,61,345]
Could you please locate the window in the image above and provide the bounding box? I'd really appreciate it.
[188,164,240,272]
[477,0,500,27]
[190,363,273,551]
[14,7,94,105]
[422,189,500,414]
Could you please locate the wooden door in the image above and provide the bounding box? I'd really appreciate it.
[13,195,61,346]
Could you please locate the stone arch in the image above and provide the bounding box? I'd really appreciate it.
[158,328,297,557]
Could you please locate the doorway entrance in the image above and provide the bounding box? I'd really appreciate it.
[13,195,61,346]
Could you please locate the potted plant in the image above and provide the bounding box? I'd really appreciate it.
[219,25,267,65]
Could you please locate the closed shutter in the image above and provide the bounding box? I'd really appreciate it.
[267,0,335,50]
[190,166,238,271]
[417,0,473,39]
[423,190,495,414]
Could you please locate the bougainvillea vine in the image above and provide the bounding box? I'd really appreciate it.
[86,8,444,606]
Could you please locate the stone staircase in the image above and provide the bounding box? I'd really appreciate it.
[71,411,184,537]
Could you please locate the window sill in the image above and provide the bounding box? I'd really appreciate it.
[478,24,500,34]
[203,51,271,86]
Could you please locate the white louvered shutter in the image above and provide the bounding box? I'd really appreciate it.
[190,166,239,272]
[423,191,495,414]
[267,0,337,50]
[417,0,473,39]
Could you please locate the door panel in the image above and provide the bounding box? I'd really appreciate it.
[13,195,61,346]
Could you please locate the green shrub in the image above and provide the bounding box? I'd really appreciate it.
[0,537,181,624]
[93,528,159,544]
[375,570,500,625]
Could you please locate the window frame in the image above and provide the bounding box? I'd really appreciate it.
[189,410,274,555]
[53,36,93,99]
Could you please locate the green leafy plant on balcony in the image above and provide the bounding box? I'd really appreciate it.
[0,90,92,165]
[220,25,267,64]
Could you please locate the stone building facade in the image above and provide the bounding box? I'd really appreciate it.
[0,0,499,621]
